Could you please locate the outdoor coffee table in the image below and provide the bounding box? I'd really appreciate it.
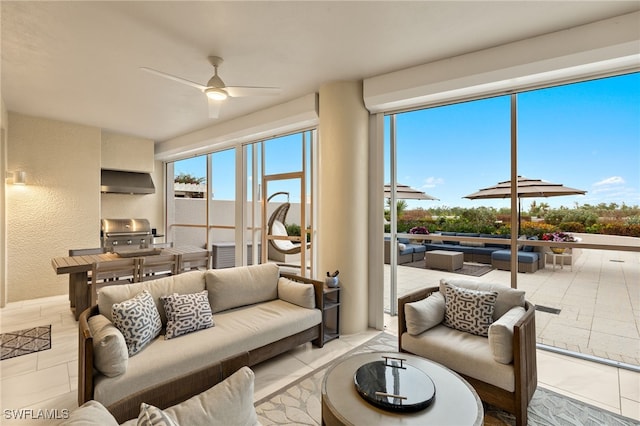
[425,250,464,271]
[321,351,483,426]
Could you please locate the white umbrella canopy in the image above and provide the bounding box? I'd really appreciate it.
[384,183,439,200]
[464,176,586,200]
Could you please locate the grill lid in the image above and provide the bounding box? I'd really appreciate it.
[101,219,151,236]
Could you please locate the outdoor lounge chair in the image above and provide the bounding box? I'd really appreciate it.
[267,192,310,261]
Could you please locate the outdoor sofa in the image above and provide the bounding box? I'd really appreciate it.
[424,232,544,273]
[384,237,427,264]
[78,263,323,423]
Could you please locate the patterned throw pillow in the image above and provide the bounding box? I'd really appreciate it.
[112,290,162,356]
[137,402,179,426]
[161,291,214,340]
[443,283,498,337]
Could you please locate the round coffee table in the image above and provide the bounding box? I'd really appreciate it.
[322,351,483,426]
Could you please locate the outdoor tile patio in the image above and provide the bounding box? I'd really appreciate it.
[385,247,640,366]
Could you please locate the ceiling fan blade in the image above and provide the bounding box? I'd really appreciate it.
[208,98,222,119]
[140,67,208,91]
[226,86,281,98]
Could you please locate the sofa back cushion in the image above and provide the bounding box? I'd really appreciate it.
[205,263,279,313]
[440,278,525,320]
[98,271,206,325]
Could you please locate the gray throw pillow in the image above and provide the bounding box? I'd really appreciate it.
[443,283,498,337]
[87,314,128,377]
[112,290,162,356]
[161,290,214,340]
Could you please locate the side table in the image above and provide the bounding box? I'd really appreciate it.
[546,251,572,271]
[322,285,340,344]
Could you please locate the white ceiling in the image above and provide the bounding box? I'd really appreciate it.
[2,1,639,142]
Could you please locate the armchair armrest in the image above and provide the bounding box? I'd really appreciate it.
[78,305,100,406]
[513,301,537,414]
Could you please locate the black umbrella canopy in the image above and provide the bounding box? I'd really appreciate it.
[464,176,586,200]
[384,183,438,200]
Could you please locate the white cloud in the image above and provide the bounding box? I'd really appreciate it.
[422,177,444,188]
[593,176,625,186]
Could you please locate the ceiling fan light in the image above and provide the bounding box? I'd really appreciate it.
[205,87,228,101]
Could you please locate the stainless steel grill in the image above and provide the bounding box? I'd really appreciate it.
[101,218,153,250]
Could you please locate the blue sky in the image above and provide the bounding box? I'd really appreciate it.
[175,73,639,210]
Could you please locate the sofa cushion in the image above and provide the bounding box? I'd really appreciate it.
[61,401,119,426]
[491,250,539,264]
[277,277,315,309]
[163,366,258,426]
[401,325,515,392]
[112,290,162,356]
[440,278,525,320]
[404,292,445,335]
[137,403,179,426]
[99,271,206,325]
[161,290,214,340]
[205,263,279,313]
[88,314,128,377]
[489,306,526,364]
[443,283,497,337]
[94,299,321,407]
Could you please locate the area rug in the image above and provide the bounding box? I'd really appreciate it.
[255,332,637,426]
[405,259,494,277]
[0,325,51,361]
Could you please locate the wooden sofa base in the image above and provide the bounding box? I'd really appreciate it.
[103,325,321,423]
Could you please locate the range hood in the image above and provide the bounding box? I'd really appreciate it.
[101,169,155,194]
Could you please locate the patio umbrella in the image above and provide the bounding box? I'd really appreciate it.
[464,176,586,231]
[384,183,438,200]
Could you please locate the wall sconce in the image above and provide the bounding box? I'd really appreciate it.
[6,171,26,185]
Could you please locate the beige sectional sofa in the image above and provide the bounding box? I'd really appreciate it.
[78,263,324,423]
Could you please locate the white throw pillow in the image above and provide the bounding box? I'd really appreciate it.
[404,292,445,335]
[60,401,119,426]
[277,277,316,309]
[443,283,497,337]
[489,306,526,364]
[137,403,179,426]
[87,314,128,377]
[164,366,259,426]
[161,290,214,340]
[112,290,162,356]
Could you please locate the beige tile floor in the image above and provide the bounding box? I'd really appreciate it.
[385,247,640,365]
[1,286,639,424]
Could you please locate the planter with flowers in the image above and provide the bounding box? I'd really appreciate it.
[409,226,429,244]
[541,231,575,254]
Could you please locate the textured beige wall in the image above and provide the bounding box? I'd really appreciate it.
[101,131,155,173]
[1,100,7,307]
[318,81,369,334]
[7,113,101,302]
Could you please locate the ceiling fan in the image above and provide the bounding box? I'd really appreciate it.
[141,56,281,118]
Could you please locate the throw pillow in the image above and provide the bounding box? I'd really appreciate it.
[489,306,526,364]
[87,314,128,377]
[443,283,498,337]
[112,290,162,356]
[439,278,525,320]
[404,292,445,335]
[277,277,316,309]
[60,401,119,426]
[161,290,214,340]
[138,403,179,426]
[164,366,258,425]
